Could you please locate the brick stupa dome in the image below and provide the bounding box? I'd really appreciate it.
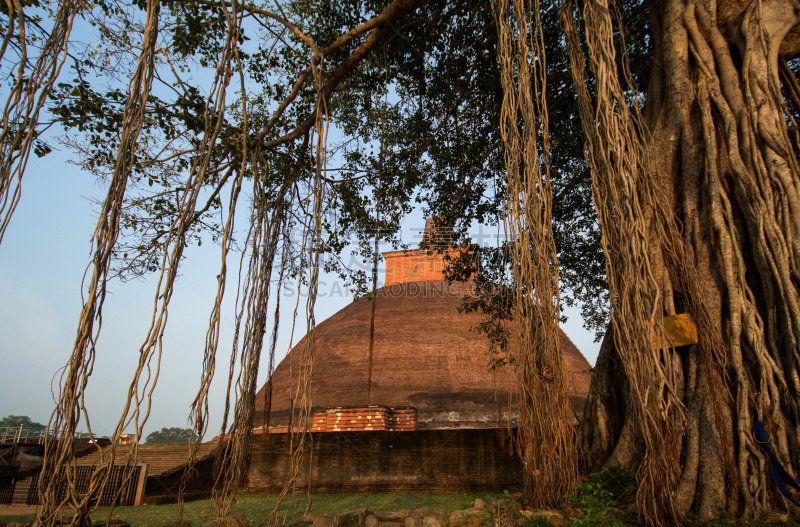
[254,222,592,430]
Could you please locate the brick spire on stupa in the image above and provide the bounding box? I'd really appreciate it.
[383,217,461,286]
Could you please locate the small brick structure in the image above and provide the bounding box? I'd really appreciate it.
[310,406,418,432]
[383,248,468,286]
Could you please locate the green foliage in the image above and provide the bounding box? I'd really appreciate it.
[517,517,555,527]
[0,415,45,431]
[144,427,193,444]
[566,481,625,527]
[24,0,624,341]
[501,488,528,508]
[587,467,636,500]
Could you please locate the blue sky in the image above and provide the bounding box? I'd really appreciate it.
[0,144,601,439]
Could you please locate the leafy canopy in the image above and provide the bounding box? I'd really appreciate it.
[0,415,46,430]
[145,427,194,444]
[13,0,631,338]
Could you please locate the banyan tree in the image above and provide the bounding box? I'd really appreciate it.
[3,0,800,523]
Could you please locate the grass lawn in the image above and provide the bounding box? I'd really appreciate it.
[0,493,504,527]
[6,494,800,526]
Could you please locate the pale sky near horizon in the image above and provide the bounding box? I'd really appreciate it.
[0,146,601,439]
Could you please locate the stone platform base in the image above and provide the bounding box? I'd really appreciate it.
[247,428,523,494]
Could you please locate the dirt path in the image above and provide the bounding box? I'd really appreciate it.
[0,505,39,516]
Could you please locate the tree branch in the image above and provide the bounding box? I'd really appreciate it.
[555,167,590,203]
[256,0,433,150]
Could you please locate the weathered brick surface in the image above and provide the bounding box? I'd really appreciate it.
[311,407,418,432]
[254,280,592,429]
[246,429,523,493]
[383,249,468,286]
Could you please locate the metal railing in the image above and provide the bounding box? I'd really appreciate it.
[0,426,84,444]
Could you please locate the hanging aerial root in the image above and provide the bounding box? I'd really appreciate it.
[35,1,162,524]
[210,176,291,516]
[178,1,258,515]
[268,46,330,524]
[0,0,80,245]
[37,0,257,523]
[494,0,579,507]
[561,0,691,523]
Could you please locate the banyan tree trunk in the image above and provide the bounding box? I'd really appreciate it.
[578,0,800,521]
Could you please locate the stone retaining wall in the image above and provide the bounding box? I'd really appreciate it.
[247,428,522,493]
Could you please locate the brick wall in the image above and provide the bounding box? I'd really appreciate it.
[246,428,523,493]
[383,249,468,286]
[311,406,418,432]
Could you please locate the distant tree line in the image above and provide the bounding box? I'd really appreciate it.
[0,415,45,430]
[0,416,192,444]
[145,427,194,444]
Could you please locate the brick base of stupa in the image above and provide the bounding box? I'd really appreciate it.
[309,406,418,432]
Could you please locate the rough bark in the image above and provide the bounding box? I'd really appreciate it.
[581,0,800,521]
